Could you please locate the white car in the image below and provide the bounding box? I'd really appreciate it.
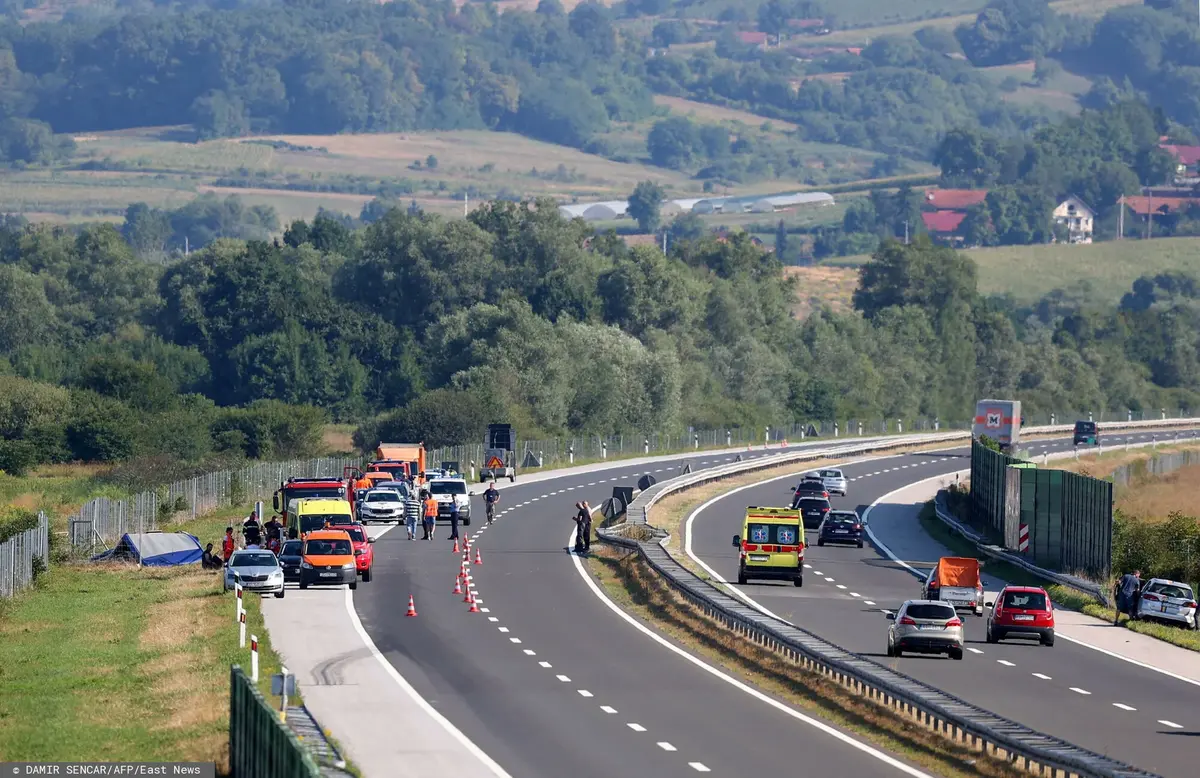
[428,477,472,524]
[813,468,847,496]
[357,488,406,524]
[224,549,285,598]
[1135,578,1199,629]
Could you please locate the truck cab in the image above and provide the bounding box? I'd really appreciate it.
[732,506,804,587]
[293,497,355,537]
[1073,420,1099,446]
[272,477,347,529]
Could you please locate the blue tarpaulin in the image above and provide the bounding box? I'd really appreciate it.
[91,532,203,566]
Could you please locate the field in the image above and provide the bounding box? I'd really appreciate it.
[680,0,987,28]
[784,265,859,318]
[976,61,1094,116]
[824,237,1200,305]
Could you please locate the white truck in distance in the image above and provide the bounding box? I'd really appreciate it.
[973,399,1021,453]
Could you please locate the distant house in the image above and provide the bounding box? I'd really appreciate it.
[1159,144,1200,182]
[788,18,830,35]
[1052,195,1094,244]
[924,189,989,210]
[921,211,967,235]
[736,31,770,48]
[1120,195,1200,218]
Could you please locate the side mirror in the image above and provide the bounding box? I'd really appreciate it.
[985,601,994,608]
[354,549,363,556]
[272,494,280,511]
[885,612,896,620]
[368,537,377,544]
[732,535,741,548]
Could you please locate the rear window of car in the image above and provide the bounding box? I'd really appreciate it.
[905,604,957,620]
[1147,582,1194,600]
[827,514,858,525]
[746,523,801,545]
[819,470,842,478]
[282,541,302,555]
[1002,591,1048,610]
[343,527,367,543]
[796,498,830,509]
[1075,421,1096,433]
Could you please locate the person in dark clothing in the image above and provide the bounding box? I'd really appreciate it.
[202,543,223,570]
[1114,569,1142,625]
[447,499,460,541]
[264,515,283,541]
[571,502,591,553]
[484,482,500,523]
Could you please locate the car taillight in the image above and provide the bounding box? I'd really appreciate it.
[1186,601,1198,609]
[853,524,861,530]
[1143,593,1161,602]
[946,617,962,627]
[929,580,940,588]
[899,616,916,625]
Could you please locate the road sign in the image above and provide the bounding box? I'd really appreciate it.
[1018,523,1030,553]
[486,456,504,469]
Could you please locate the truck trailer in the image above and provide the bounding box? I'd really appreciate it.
[972,399,1021,453]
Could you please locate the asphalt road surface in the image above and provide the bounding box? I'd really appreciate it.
[688,432,1200,778]
[352,444,944,778]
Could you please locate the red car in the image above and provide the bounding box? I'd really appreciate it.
[340,522,375,583]
[986,585,1054,646]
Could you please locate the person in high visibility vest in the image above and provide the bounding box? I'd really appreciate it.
[421,490,438,541]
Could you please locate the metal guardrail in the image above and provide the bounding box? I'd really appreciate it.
[598,434,1163,778]
[229,665,321,778]
[0,512,49,599]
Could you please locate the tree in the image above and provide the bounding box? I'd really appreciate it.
[121,203,172,260]
[647,116,701,169]
[628,180,666,233]
[426,154,439,170]
[757,0,791,44]
[775,220,789,259]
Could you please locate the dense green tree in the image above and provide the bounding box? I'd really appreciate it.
[628,180,666,233]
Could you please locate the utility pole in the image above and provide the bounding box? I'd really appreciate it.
[464,192,468,217]
[1117,196,1124,240]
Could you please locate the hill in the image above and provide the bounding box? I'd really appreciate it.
[801,237,1200,314]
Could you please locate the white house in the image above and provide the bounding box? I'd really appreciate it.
[1052,196,1094,244]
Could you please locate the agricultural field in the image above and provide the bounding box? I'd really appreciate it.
[679,0,986,29]
[809,237,1200,314]
[784,265,859,319]
[977,61,1094,116]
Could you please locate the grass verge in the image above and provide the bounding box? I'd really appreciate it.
[0,502,353,773]
[586,544,1026,778]
[918,502,1200,653]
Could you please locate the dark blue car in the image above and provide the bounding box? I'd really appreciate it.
[278,539,304,582]
[816,511,864,548]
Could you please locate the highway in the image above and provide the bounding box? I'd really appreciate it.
[687,432,1200,778]
[351,444,945,778]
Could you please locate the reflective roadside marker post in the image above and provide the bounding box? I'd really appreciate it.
[235,583,243,623]
[858,422,863,436]
[644,438,649,455]
[254,500,263,522]
[239,610,246,648]
[693,434,699,450]
[568,446,574,465]
[601,442,607,460]
[470,461,476,481]
[250,635,259,683]
[726,431,732,446]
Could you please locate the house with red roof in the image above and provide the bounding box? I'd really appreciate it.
[736,31,770,48]
[921,210,967,236]
[924,189,989,210]
[1160,144,1200,182]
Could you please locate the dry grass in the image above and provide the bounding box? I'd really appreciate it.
[321,424,357,455]
[784,265,858,318]
[588,544,1028,778]
[652,95,799,133]
[1114,461,1200,522]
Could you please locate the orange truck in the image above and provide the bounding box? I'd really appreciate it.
[373,442,426,479]
[922,556,985,616]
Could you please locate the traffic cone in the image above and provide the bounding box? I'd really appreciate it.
[453,575,462,595]
[405,595,418,617]
[467,590,479,613]
[452,538,459,554]
[463,578,474,602]
[474,547,483,565]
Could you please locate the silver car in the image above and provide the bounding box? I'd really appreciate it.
[224,549,285,598]
[1135,578,1198,629]
[357,488,406,524]
[813,468,847,496]
[887,600,964,659]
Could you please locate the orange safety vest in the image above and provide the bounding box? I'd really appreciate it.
[423,497,438,518]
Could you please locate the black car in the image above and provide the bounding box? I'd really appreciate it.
[1073,420,1099,446]
[794,497,831,529]
[793,480,829,501]
[817,511,864,548]
[278,539,303,582]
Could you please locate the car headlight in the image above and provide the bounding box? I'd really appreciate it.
[270,571,283,579]
[300,560,313,569]
[342,562,356,570]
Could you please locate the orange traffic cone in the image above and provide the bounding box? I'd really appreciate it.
[453,575,462,595]
[452,538,459,554]
[467,590,479,613]
[474,547,483,565]
[405,595,418,617]
[463,578,474,602]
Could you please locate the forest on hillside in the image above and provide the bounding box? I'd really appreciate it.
[1,201,1199,478]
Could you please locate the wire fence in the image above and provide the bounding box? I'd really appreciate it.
[1,512,50,599]
[1111,448,1200,488]
[67,456,362,553]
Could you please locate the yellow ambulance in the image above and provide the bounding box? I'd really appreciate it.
[732,506,805,587]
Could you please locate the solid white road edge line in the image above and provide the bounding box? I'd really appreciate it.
[344,525,514,778]
[568,526,937,778]
[860,470,1200,690]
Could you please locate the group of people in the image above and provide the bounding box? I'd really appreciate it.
[1113,568,1142,624]
[200,510,290,570]
[572,501,592,554]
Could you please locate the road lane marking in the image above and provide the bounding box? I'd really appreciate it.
[1069,687,1091,695]
[825,577,835,582]
[1112,703,1137,711]
[556,674,571,682]
[498,627,509,633]
[966,648,984,654]
[487,617,498,622]
[997,660,1015,667]
[864,600,876,606]
[539,661,552,668]
[1032,673,1051,680]
[850,592,861,597]
[836,584,847,590]
[657,742,677,751]
[627,723,646,732]
[523,650,536,656]
[601,706,617,713]
[509,638,522,644]
[578,690,594,698]
[480,608,490,613]
[689,764,711,772]
[1159,720,1183,728]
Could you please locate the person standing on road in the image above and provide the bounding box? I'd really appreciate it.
[1114,569,1142,625]
[447,499,460,542]
[404,494,420,540]
[571,502,591,553]
[484,482,500,523]
[422,491,437,541]
[579,501,592,553]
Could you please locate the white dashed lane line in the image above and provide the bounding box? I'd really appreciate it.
[657,742,677,752]
[966,647,984,655]
[578,690,594,698]
[627,723,647,732]
[689,763,711,772]
[1113,703,1137,711]
[539,661,552,668]
[1159,720,1183,729]
[996,660,1015,667]
[864,600,876,606]
[1032,673,1051,680]
[601,706,617,714]
[556,674,571,682]
[1070,687,1092,695]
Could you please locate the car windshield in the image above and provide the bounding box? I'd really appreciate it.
[301,513,352,533]
[281,541,302,555]
[828,515,858,525]
[1075,422,1096,433]
[233,553,276,567]
[1002,591,1047,610]
[819,470,842,478]
[430,481,467,495]
[343,527,367,543]
[1147,582,1193,600]
[905,604,956,620]
[304,539,352,556]
[745,523,801,545]
[367,492,401,502]
[285,486,345,500]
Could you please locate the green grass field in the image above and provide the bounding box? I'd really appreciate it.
[824,237,1200,305]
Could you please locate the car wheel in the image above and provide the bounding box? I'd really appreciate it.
[986,625,997,643]
[275,589,285,599]
[737,571,747,585]
[362,568,372,583]
[299,579,308,590]
[950,648,964,660]
[1041,631,1055,647]
[856,540,864,548]
[817,538,824,546]
[793,575,803,587]
[348,580,358,591]
[886,641,895,657]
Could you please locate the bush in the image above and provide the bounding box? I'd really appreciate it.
[0,439,40,476]
[0,507,40,543]
[354,386,503,451]
[1113,509,1200,588]
[212,400,327,459]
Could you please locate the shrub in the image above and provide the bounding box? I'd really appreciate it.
[0,507,40,543]
[0,439,40,476]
